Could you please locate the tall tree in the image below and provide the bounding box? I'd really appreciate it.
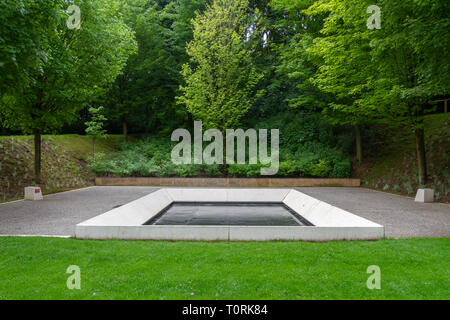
[361,0,449,184]
[178,0,263,131]
[278,0,449,181]
[272,0,369,162]
[304,0,381,164]
[102,0,209,140]
[0,0,136,184]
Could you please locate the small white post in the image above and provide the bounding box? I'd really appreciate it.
[415,188,434,203]
[24,187,43,201]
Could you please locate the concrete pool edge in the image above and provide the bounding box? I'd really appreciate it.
[75,225,384,241]
[76,188,384,241]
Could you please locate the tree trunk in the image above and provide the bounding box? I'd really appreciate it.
[221,128,228,176]
[93,137,96,163]
[33,129,42,185]
[355,125,362,164]
[414,126,427,185]
[122,120,128,143]
[223,155,229,177]
[187,112,194,128]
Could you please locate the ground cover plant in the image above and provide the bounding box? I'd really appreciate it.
[88,115,352,178]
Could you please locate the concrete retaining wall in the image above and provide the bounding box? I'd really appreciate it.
[95,177,360,188]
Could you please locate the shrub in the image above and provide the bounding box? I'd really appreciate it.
[331,160,352,178]
[278,160,298,176]
[310,159,333,177]
[88,128,352,178]
[204,164,222,176]
[403,181,414,194]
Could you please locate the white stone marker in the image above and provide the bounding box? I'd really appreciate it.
[415,188,434,203]
[24,187,43,201]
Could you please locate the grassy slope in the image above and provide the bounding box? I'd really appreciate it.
[0,135,123,201]
[0,237,448,300]
[356,113,450,202]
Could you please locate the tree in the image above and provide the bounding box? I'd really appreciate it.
[270,0,329,114]
[273,0,377,163]
[304,0,382,164]
[0,0,54,98]
[178,0,263,131]
[85,106,107,163]
[0,0,136,184]
[360,0,449,184]
[102,0,209,141]
[278,0,449,181]
[103,0,169,142]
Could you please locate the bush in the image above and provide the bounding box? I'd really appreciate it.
[203,164,222,176]
[310,159,333,177]
[331,160,352,178]
[88,127,352,178]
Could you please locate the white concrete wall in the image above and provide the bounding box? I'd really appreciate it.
[77,189,172,226]
[76,225,229,241]
[283,190,382,228]
[165,188,290,202]
[76,225,384,241]
[76,188,384,241]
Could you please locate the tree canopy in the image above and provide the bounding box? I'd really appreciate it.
[178,0,263,131]
[1,0,448,186]
[0,0,137,183]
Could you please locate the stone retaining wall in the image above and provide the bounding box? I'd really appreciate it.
[95,177,360,187]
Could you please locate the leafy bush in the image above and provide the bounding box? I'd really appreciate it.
[88,126,352,178]
[310,159,333,177]
[331,161,352,178]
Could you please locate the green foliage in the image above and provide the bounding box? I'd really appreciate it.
[178,0,263,130]
[403,181,414,195]
[101,0,209,134]
[0,0,137,134]
[89,137,201,177]
[273,0,449,184]
[90,128,352,178]
[85,106,108,162]
[0,0,136,183]
[310,159,333,177]
[332,161,352,178]
[85,107,107,139]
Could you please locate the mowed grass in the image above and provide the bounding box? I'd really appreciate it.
[0,237,448,300]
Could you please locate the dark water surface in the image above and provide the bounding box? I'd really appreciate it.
[148,202,313,226]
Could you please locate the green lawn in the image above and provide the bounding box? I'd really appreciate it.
[0,237,448,300]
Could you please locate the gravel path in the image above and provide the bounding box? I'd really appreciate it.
[297,187,450,238]
[0,187,158,236]
[0,186,448,238]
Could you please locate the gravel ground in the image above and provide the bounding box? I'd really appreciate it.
[0,187,158,236]
[297,187,450,238]
[0,186,448,238]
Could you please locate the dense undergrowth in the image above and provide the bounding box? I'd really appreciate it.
[89,112,352,178]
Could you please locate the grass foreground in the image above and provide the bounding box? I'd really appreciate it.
[0,237,448,300]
